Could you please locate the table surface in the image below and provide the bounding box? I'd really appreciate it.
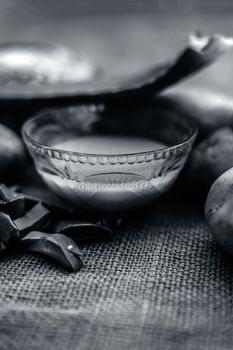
[0,12,233,350]
[1,187,233,350]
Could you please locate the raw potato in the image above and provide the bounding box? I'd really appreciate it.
[158,87,233,137]
[205,167,233,255]
[0,123,27,182]
[186,127,233,188]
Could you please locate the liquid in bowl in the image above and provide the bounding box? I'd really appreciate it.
[22,105,197,212]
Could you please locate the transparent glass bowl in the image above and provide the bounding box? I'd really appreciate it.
[22,103,197,212]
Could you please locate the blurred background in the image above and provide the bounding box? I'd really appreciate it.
[0,0,232,95]
[1,0,233,20]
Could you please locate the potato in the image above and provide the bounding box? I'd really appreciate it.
[205,167,233,255]
[186,127,233,188]
[0,123,27,182]
[158,88,233,138]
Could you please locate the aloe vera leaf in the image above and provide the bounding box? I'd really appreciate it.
[11,190,74,214]
[0,184,14,201]
[20,231,83,272]
[0,212,19,244]
[54,219,113,243]
[0,184,25,219]
[14,202,51,236]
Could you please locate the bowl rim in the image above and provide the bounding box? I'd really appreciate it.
[22,105,198,160]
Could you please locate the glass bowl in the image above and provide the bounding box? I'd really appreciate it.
[22,103,197,212]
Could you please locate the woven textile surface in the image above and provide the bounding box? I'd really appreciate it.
[0,191,233,350]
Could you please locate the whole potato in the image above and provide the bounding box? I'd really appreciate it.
[205,167,233,255]
[0,123,27,182]
[158,87,233,138]
[187,127,233,188]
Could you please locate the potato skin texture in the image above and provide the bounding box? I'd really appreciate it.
[159,88,233,138]
[187,127,233,188]
[0,123,27,182]
[205,168,233,255]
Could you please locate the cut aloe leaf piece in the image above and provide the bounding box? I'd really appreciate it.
[0,212,19,244]
[54,219,113,243]
[0,184,25,219]
[14,202,51,236]
[20,231,83,272]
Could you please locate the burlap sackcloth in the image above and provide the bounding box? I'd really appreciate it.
[0,189,232,350]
